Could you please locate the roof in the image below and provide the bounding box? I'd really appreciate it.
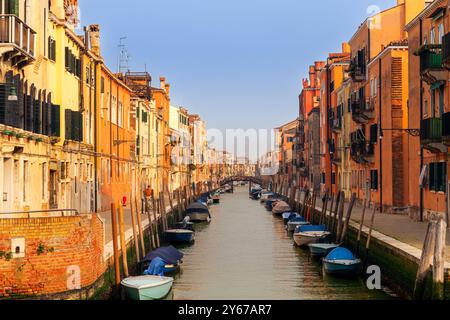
[405,0,443,31]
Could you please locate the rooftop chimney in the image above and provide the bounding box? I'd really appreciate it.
[160,77,166,90]
[89,24,101,56]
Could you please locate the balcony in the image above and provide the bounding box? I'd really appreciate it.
[0,15,36,67]
[348,55,366,82]
[421,117,446,153]
[416,45,445,85]
[331,117,342,132]
[351,98,375,124]
[350,131,375,164]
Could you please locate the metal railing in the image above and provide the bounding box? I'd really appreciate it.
[0,14,36,58]
[0,209,80,218]
[420,117,443,144]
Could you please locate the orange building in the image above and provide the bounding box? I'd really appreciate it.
[347,0,425,211]
[97,66,135,211]
[406,0,450,221]
[151,77,172,194]
[319,44,351,196]
[298,62,324,192]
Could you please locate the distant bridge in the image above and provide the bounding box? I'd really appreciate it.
[219,176,266,188]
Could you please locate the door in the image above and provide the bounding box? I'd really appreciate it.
[49,169,57,209]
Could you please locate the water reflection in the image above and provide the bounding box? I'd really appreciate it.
[171,186,392,300]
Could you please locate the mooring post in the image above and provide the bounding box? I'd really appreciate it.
[118,204,129,277]
[340,193,356,244]
[432,216,447,300]
[327,193,335,230]
[129,199,140,262]
[151,190,160,248]
[110,202,121,288]
[335,191,345,242]
[414,218,437,300]
[135,197,147,256]
[356,199,368,256]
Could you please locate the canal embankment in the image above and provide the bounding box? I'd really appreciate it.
[274,186,450,300]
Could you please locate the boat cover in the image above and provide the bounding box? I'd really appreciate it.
[143,246,184,265]
[290,216,306,223]
[273,201,291,212]
[143,257,166,276]
[325,247,356,261]
[298,224,327,232]
[186,203,210,214]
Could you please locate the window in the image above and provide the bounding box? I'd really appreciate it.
[48,37,56,61]
[111,96,117,124]
[370,124,378,144]
[65,47,80,77]
[23,160,29,202]
[41,162,47,200]
[438,23,444,45]
[370,170,378,190]
[118,102,123,127]
[430,28,436,45]
[429,162,447,192]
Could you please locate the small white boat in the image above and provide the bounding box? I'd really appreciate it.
[121,275,174,300]
[293,231,331,247]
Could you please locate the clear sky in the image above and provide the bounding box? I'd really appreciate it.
[78,0,396,157]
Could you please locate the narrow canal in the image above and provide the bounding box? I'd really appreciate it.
[171,186,393,300]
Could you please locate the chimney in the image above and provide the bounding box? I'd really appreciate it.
[89,24,101,56]
[165,83,171,96]
[342,42,350,54]
[160,77,166,90]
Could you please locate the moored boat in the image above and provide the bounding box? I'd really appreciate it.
[308,243,340,258]
[287,217,310,233]
[260,190,275,203]
[164,229,195,244]
[272,201,292,216]
[140,246,184,275]
[323,247,361,276]
[211,192,221,204]
[293,224,330,247]
[121,275,174,300]
[186,202,211,223]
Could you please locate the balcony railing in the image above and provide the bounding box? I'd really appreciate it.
[349,58,366,82]
[416,45,445,84]
[351,98,374,124]
[0,15,36,64]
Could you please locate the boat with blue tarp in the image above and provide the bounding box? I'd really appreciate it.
[308,243,340,258]
[323,247,361,276]
[287,216,310,232]
[140,246,184,275]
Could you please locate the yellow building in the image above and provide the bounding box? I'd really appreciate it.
[0,0,96,213]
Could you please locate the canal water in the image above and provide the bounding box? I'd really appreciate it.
[171,186,393,300]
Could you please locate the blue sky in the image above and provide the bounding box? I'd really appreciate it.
[78,0,395,156]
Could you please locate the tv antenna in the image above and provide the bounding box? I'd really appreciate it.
[117,37,130,73]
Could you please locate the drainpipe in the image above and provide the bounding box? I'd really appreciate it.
[379,57,383,213]
[94,61,98,212]
[420,18,424,222]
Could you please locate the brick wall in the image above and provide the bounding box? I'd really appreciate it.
[0,214,105,298]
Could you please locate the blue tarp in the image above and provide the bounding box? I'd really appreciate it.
[143,246,184,265]
[143,257,166,276]
[325,247,356,261]
[290,216,306,223]
[297,224,327,232]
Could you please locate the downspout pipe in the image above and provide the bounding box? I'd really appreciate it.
[419,18,424,222]
[379,57,383,213]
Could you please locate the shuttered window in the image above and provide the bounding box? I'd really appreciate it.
[48,37,56,61]
[65,110,83,141]
[429,162,447,192]
[50,104,60,137]
[370,124,378,144]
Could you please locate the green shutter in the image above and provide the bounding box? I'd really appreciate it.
[429,163,436,191]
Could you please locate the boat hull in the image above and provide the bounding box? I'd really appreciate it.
[323,259,361,276]
[293,231,331,247]
[308,243,340,258]
[187,212,211,223]
[164,230,195,244]
[121,276,174,301]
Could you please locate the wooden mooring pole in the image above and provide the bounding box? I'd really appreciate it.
[110,203,121,288]
[151,190,160,248]
[340,193,356,244]
[118,204,129,277]
[414,218,437,300]
[432,216,447,300]
[355,199,368,256]
[135,197,147,257]
[129,199,140,262]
